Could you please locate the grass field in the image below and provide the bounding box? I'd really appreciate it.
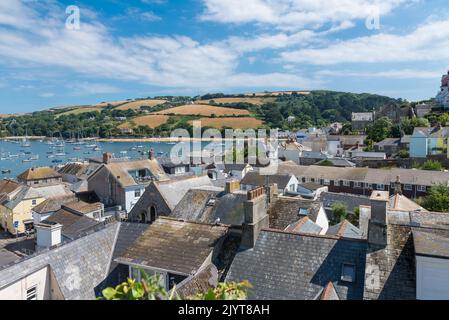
[197,97,274,105]
[115,99,167,110]
[120,115,170,129]
[190,117,264,129]
[153,104,250,116]
[56,106,103,117]
[95,100,131,107]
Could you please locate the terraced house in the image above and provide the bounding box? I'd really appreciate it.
[278,162,449,199]
[410,127,449,159]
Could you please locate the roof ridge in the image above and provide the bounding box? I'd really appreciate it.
[261,227,367,242]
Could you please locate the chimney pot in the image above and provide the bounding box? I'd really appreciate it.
[149,148,155,160]
[103,152,112,164]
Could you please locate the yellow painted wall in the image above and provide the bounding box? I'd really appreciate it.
[1,197,45,234]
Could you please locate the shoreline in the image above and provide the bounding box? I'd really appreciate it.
[2,136,280,143]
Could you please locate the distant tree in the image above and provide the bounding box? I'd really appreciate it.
[366,117,393,142]
[421,160,443,171]
[332,202,348,223]
[401,117,430,135]
[397,149,410,159]
[422,184,449,212]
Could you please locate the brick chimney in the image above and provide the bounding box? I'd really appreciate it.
[225,180,240,194]
[367,191,389,246]
[149,148,155,160]
[241,187,269,249]
[103,152,112,164]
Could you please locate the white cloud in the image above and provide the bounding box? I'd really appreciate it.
[0,0,314,91]
[67,83,121,95]
[281,19,449,64]
[200,0,412,31]
[316,69,443,79]
[39,92,55,98]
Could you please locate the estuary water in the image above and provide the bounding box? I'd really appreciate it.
[0,140,214,179]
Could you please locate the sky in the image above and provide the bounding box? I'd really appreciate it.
[1,0,449,113]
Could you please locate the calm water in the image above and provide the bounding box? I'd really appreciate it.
[0,140,214,179]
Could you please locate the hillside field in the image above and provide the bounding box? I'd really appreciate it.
[115,99,167,110]
[197,97,274,105]
[190,117,264,129]
[152,104,250,116]
[120,115,171,129]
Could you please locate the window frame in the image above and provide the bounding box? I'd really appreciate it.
[341,263,356,283]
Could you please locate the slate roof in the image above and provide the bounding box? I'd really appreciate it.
[176,264,219,298]
[17,167,61,181]
[225,229,367,300]
[316,158,356,167]
[0,223,119,300]
[0,180,21,195]
[389,194,426,212]
[326,220,363,239]
[268,196,322,230]
[278,163,449,187]
[3,186,42,210]
[170,188,246,226]
[241,172,293,190]
[45,209,102,240]
[33,184,73,199]
[33,195,77,214]
[284,217,322,235]
[374,138,401,147]
[58,163,88,177]
[91,159,169,188]
[63,200,103,214]
[156,175,214,210]
[115,217,228,276]
[412,227,449,259]
[321,192,371,212]
[412,126,449,138]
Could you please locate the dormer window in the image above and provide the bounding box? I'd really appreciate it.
[298,208,308,216]
[206,198,216,206]
[341,263,356,283]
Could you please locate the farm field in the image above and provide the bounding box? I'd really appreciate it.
[56,106,103,117]
[197,97,274,105]
[95,100,131,107]
[152,104,250,116]
[115,99,167,110]
[120,115,170,129]
[191,117,264,129]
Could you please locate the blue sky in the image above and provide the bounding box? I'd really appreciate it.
[1,0,449,113]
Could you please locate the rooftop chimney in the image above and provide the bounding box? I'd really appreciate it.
[367,191,389,246]
[393,175,402,195]
[35,221,62,251]
[225,180,240,194]
[103,152,112,164]
[149,148,155,160]
[241,187,269,249]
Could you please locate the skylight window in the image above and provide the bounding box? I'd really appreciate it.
[341,263,356,283]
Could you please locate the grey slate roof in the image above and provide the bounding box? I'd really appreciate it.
[326,220,363,239]
[0,223,119,300]
[115,217,229,276]
[225,230,367,300]
[170,188,246,226]
[285,217,322,235]
[45,209,102,240]
[321,192,371,212]
[268,196,322,230]
[412,227,449,259]
[176,264,219,298]
[241,172,293,190]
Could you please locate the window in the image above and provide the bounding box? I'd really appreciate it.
[417,185,427,192]
[26,286,37,300]
[364,183,372,189]
[377,184,385,191]
[134,189,141,198]
[310,178,315,182]
[324,179,330,186]
[354,182,362,188]
[341,263,356,283]
[404,184,413,191]
[343,180,350,187]
[31,199,37,206]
